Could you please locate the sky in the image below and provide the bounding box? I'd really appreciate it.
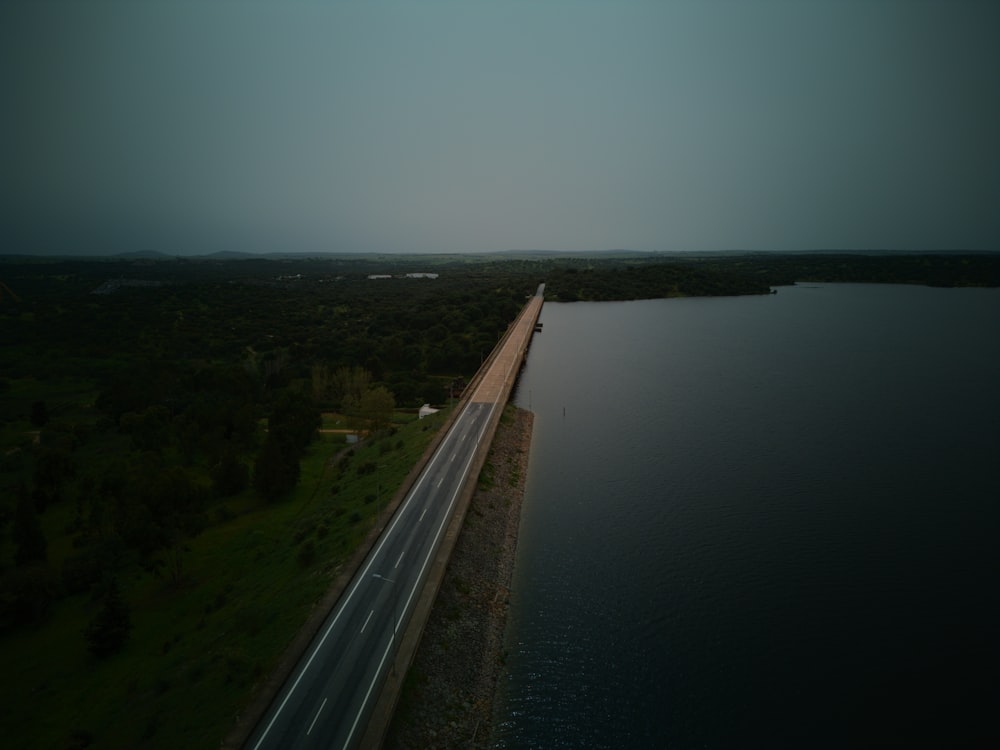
[2,0,998,256]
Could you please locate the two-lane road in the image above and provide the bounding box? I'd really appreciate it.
[246,285,543,749]
[246,400,498,750]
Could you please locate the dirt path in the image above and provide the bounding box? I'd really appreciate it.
[383,406,532,749]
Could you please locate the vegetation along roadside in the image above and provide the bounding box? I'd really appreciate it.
[0,251,996,748]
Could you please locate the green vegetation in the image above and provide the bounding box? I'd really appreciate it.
[0,401,449,749]
[0,255,514,749]
[0,250,996,748]
[538,251,1000,301]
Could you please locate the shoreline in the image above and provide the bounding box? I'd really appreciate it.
[384,405,532,749]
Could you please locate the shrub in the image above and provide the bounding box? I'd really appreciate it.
[297,541,316,567]
[84,579,131,657]
[0,562,58,632]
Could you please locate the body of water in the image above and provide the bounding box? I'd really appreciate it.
[496,283,1000,748]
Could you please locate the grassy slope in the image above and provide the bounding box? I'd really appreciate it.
[0,410,448,750]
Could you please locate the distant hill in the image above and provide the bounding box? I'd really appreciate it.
[199,250,258,259]
[112,250,176,259]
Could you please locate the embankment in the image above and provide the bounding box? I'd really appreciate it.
[384,405,532,749]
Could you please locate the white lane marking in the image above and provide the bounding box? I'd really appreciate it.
[450,453,456,462]
[437,477,444,487]
[342,399,498,750]
[419,506,428,521]
[324,403,498,749]
[306,697,328,736]
[253,297,539,749]
[343,621,399,747]
[360,609,374,634]
[394,549,405,569]
[248,407,465,750]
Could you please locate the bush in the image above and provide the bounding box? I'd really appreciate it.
[297,540,316,567]
[253,436,300,501]
[84,579,131,657]
[30,400,49,427]
[62,550,105,596]
[212,450,249,498]
[0,563,58,632]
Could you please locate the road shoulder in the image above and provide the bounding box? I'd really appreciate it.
[384,405,533,749]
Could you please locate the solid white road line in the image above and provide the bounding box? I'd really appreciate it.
[341,399,497,750]
[249,400,475,750]
[251,297,538,749]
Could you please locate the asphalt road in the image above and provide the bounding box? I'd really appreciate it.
[245,399,498,750]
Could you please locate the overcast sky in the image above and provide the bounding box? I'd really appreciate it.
[3,0,998,255]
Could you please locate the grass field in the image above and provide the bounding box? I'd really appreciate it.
[0,409,448,750]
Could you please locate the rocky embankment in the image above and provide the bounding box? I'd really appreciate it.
[384,406,532,750]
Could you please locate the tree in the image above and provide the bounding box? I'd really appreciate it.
[91,456,206,583]
[120,405,171,453]
[360,386,395,432]
[84,578,131,657]
[61,537,125,596]
[332,366,372,413]
[311,363,332,403]
[212,448,249,498]
[0,562,57,632]
[95,362,179,425]
[253,436,300,502]
[13,485,47,564]
[31,445,76,511]
[138,465,207,584]
[268,391,320,454]
[29,400,49,427]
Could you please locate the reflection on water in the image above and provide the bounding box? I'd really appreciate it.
[497,285,1000,749]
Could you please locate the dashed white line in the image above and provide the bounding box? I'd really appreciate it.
[341,401,496,750]
[251,298,541,750]
[306,697,328,736]
[360,609,374,634]
[394,549,405,569]
[419,506,428,521]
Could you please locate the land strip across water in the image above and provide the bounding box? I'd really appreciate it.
[383,405,532,749]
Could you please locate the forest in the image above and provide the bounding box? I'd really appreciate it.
[0,250,996,748]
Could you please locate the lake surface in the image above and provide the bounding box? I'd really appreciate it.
[496,283,1000,748]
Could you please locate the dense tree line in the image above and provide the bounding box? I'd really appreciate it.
[537,253,1000,302]
[2,257,529,653]
[541,262,773,301]
[4,253,994,391]
[705,252,1000,288]
[0,257,534,404]
[0,363,325,647]
[1,251,997,651]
